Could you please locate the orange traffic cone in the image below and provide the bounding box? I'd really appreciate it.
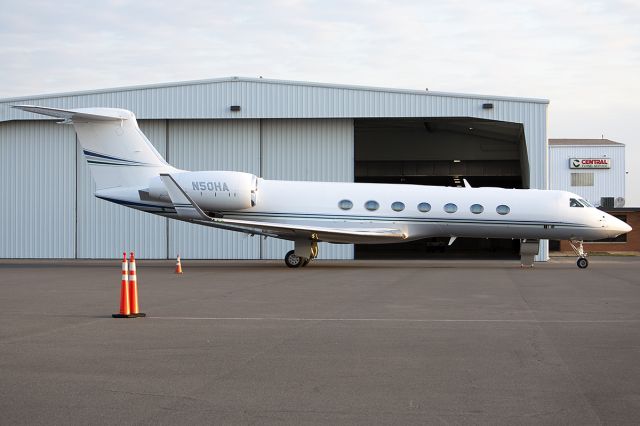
[128,252,146,317]
[175,255,183,274]
[112,252,132,318]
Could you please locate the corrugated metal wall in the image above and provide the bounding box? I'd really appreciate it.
[76,120,168,258]
[0,118,355,260]
[260,119,354,260]
[167,120,261,259]
[549,145,625,205]
[0,121,76,258]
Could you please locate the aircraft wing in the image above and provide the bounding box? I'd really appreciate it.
[159,173,406,243]
[206,216,406,243]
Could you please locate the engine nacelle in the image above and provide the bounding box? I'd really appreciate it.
[146,171,258,211]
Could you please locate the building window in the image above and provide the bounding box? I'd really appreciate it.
[338,199,353,210]
[496,205,510,215]
[417,202,431,213]
[444,203,458,213]
[470,204,484,214]
[391,201,405,212]
[571,173,594,187]
[365,200,379,211]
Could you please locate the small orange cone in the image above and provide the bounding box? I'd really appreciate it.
[175,255,183,274]
[112,252,132,318]
[128,252,146,318]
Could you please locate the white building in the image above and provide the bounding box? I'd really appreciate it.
[549,139,626,207]
[0,77,549,260]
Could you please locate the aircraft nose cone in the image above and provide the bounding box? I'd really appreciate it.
[609,217,632,236]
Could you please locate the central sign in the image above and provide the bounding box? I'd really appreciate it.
[569,158,611,169]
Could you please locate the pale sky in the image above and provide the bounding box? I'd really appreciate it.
[1,0,639,203]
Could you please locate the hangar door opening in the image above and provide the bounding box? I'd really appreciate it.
[354,118,527,259]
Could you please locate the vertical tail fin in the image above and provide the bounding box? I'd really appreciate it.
[12,105,176,190]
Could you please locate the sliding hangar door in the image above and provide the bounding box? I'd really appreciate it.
[354,118,527,259]
[167,118,354,260]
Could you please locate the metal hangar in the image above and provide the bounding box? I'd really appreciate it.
[0,77,549,260]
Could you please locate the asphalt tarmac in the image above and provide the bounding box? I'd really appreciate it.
[1,257,639,425]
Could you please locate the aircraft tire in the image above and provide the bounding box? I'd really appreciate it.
[301,258,311,267]
[285,250,303,268]
[577,258,588,269]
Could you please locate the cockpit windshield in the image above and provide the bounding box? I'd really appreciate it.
[570,198,583,207]
[570,198,593,208]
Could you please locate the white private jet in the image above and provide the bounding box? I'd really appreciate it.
[13,105,631,268]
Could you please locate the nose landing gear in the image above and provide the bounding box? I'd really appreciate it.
[569,240,589,269]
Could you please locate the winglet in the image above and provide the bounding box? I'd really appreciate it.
[159,174,211,221]
[463,179,471,188]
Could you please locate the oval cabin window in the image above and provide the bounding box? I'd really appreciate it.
[444,203,458,213]
[470,204,484,214]
[417,202,431,213]
[365,200,380,211]
[391,201,405,212]
[496,205,510,215]
[338,199,353,210]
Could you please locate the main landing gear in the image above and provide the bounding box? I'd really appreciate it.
[569,240,589,269]
[284,239,319,268]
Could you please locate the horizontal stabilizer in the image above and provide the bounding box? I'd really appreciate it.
[12,105,129,122]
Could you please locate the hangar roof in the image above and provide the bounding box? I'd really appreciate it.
[0,76,548,122]
[549,138,624,146]
[0,76,548,104]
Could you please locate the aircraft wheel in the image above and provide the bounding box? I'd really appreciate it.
[577,257,588,269]
[301,258,311,267]
[285,250,303,268]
